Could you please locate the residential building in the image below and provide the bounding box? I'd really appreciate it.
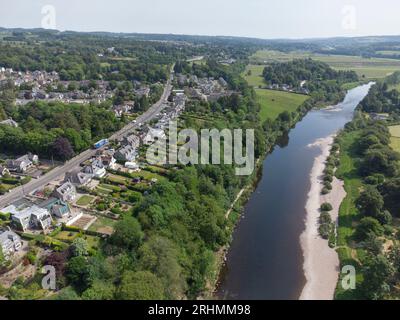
[0,228,22,258]
[2,204,52,232]
[83,160,106,178]
[52,182,77,202]
[6,153,38,173]
[40,197,71,219]
[100,154,116,169]
[64,169,92,186]
[123,135,140,148]
[115,145,137,162]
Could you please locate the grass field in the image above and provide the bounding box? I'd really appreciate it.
[389,125,400,152]
[89,217,117,231]
[255,89,309,122]
[250,50,400,79]
[242,65,266,87]
[76,195,95,206]
[335,130,366,300]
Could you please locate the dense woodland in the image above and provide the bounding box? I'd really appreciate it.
[262,59,358,86]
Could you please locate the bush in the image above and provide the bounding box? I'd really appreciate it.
[319,212,332,224]
[0,212,11,221]
[323,175,333,183]
[324,181,332,190]
[321,203,333,211]
[355,217,384,240]
[319,223,331,239]
[321,187,330,195]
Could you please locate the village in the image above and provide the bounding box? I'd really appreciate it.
[0,65,232,292]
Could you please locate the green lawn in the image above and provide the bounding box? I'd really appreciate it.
[242,64,266,87]
[389,125,400,152]
[88,216,117,235]
[250,50,400,79]
[76,195,95,206]
[335,130,366,300]
[54,231,79,242]
[255,89,309,122]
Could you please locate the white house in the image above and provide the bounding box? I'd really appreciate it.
[53,182,77,202]
[0,228,22,258]
[3,204,52,232]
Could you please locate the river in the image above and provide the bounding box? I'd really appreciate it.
[216,83,373,300]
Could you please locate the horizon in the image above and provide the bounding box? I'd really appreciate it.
[2,25,400,42]
[1,0,400,40]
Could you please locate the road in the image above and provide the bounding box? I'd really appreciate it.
[0,69,174,209]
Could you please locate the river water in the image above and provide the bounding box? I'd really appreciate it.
[216,83,373,300]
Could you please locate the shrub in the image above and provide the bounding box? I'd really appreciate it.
[319,212,332,224]
[323,175,333,183]
[321,187,330,195]
[324,181,332,190]
[319,223,331,239]
[321,203,333,211]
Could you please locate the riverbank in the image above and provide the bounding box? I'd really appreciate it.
[300,135,346,300]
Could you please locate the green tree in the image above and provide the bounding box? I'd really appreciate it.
[355,217,384,240]
[117,271,164,300]
[66,256,92,292]
[138,236,186,299]
[110,216,144,250]
[356,186,384,217]
[361,254,394,300]
[82,280,115,300]
[70,238,89,257]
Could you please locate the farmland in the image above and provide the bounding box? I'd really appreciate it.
[255,89,309,122]
[250,50,400,79]
[242,64,266,87]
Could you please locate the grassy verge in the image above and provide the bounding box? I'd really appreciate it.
[335,130,366,299]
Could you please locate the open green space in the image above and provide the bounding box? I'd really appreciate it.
[250,50,400,79]
[389,125,400,152]
[335,130,366,299]
[89,216,117,231]
[76,195,95,206]
[242,64,266,87]
[255,88,309,121]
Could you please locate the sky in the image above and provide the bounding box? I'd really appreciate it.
[0,0,399,39]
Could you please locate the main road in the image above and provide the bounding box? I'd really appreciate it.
[0,68,174,209]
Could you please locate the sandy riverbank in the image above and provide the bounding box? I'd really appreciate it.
[299,135,346,300]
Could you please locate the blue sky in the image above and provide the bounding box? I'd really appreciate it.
[0,0,399,39]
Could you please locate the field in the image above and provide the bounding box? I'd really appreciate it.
[335,130,365,300]
[250,50,400,79]
[76,195,95,206]
[242,65,266,87]
[88,216,117,235]
[389,125,400,152]
[255,89,309,122]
